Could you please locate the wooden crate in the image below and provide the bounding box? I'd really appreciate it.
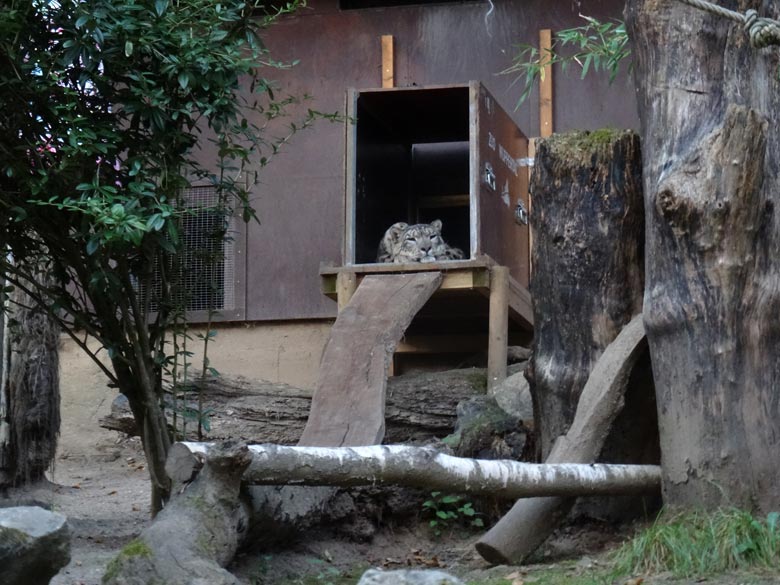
[343,81,531,288]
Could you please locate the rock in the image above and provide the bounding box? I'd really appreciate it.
[492,371,534,421]
[357,568,465,584]
[0,506,70,585]
[507,346,532,363]
[450,396,529,460]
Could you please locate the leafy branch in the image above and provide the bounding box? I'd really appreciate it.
[503,15,631,107]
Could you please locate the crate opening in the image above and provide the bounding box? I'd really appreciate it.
[353,86,472,264]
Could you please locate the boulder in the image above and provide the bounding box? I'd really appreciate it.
[492,371,533,421]
[0,506,70,585]
[450,396,529,460]
[357,568,465,585]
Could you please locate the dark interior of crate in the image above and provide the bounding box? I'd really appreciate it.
[353,87,472,264]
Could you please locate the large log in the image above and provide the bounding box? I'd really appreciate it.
[626,0,780,511]
[169,442,661,499]
[100,368,499,444]
[527,130,645,458]
[103,441,251,585]
[475,314,648,564]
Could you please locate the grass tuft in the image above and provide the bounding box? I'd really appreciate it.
[613,508,780,578]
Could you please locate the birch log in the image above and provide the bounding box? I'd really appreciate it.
[169,442,661,499]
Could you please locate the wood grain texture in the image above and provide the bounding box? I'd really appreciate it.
[476,315,648,564]
[381,35,394,88]
[627,0,780,511]
[299,272,443,447]
[527,130,645,458]
[539,29,553,138]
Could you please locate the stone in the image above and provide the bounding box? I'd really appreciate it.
[450,396,528,460]
[357,568,465,585]
[0,505,70,585]
[492,371,534,421]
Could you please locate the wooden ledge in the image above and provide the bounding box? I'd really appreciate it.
[320,257,533,329]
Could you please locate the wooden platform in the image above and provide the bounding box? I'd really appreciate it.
[320,256,534,386]
[320,257,533,330]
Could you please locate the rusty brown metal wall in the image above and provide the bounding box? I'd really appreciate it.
[243,0,636,321]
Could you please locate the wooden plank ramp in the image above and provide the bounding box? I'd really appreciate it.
[299,272,443,447]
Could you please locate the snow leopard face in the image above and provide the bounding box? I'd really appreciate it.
[376,219,464,264]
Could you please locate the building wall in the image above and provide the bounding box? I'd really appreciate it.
[60,321,333,402]
[217,0,638,322]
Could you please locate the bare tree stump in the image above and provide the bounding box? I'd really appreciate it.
[626,0,780,511]
[528,130,645,458]
[0,264,60,487]
[103,441,251,585]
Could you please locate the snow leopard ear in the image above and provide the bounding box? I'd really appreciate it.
[430,219,442,233]
[387,222,408,239]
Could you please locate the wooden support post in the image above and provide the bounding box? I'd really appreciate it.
[381,35,394,88]
[487,266,509,393]
[336,271,357,312]
[527,138,536,276]
[539,29,553,138]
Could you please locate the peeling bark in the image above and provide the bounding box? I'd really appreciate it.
[169,442,661,499]
[527,129,645,458]
[626,0,780,510]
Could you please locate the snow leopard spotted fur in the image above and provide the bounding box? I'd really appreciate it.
[376,219,464,264]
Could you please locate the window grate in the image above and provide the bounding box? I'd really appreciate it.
[139,186,236,315]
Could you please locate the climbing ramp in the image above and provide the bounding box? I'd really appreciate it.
[298,272,443,447]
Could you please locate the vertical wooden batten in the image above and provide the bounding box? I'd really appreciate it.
[381,35,394,88]
[487,266,510,392]
[539,29,553,138]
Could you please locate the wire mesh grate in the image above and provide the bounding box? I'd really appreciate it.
[140,186,236,314]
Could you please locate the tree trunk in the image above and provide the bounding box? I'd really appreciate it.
[528,130,645,458]
[476,314,649,564]
[100,368,500,445]
[625,0,780,510]
[103,441,251,585]
[169,442,661,498]
[0,267,60,487]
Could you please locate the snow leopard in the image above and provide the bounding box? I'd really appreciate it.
[376,219,465,264]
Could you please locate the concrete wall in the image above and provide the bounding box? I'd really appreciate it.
[59,320,334,438]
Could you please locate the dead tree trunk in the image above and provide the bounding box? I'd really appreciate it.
[168,442,661,498]
[103,441,251,585]
[100,368,496,445]
[528,130,645,458]
[626,0,780,510]
[0,267,60,487]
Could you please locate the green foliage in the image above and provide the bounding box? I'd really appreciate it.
[0,0,335,507]
[503,15,630,107]
[422,491,485,537]
[612,508,780,578]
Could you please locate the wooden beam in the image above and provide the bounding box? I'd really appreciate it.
[539,29,553,138]
[417,194,470,209]
[381,35,394,88]
[336,271,357,311]
[528,138,536,276]
[487,266,509,393]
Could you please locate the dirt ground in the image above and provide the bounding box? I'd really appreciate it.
[4,355,780,585]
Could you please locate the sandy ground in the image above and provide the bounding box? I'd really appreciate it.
[6,345,780,585]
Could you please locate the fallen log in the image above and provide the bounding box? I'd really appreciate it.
[103,441,251,585]
[100,368,498,445]
[475,313,648,565]
[169,442,661,499]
